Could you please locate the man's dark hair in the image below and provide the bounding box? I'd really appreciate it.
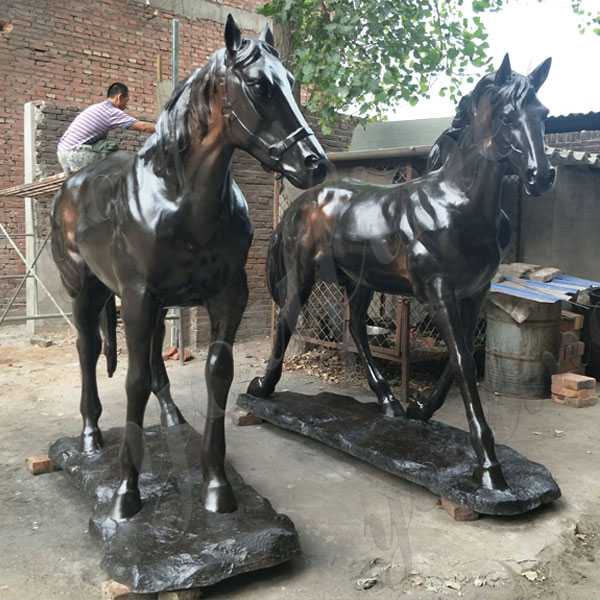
[107,82,128,98]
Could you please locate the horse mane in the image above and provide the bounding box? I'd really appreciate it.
[427,70,534,171]
[139,39,275,184]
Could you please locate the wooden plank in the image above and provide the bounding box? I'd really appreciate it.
[0,173,65,198]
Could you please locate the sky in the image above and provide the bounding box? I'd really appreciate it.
[389,0,600,121]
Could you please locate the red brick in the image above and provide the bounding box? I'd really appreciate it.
[552,373,596,391]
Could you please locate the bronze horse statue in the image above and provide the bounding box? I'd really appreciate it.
[51,15,328,519]
[248,55,554,492]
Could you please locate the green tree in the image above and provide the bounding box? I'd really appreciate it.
[259,0,599,128]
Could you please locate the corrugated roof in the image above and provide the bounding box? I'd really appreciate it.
[350,117,452,152]
[491,274,600,303]
[545,146,600,169]
[546,112,600,134]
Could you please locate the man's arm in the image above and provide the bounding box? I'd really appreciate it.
[130,120,156,134]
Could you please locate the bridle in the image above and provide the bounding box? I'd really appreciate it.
[221,58,314,170]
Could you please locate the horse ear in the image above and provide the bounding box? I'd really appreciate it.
[495,53,512,85]
[259,23,275,47]
[529,57,552,91]
[225,14,242,58]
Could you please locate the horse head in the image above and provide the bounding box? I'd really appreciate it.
[469,54,555,196]
[220,15,328,189]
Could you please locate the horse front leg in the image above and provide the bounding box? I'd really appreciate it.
[111,289,159,520]
[425,278,507,491]
[151,308,187,427]
[201,274,248,513]
[407,288,487,421]
[247,254,315,398]
[346,283,404,417]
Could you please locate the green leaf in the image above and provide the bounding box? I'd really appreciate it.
[261,0,590,129]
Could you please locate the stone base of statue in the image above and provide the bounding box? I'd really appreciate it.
[237,391,561,516]
[48,424,300,595]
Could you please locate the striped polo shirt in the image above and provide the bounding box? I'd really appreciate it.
[57,100,136,151]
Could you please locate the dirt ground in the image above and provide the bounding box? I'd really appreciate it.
[1,325,600,600]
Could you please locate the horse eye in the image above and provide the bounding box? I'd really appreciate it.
[251,77,271,97]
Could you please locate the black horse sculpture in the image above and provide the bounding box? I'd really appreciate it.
[248,55,554,492]
[51,15,328,519]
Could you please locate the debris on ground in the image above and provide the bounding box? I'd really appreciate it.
[355,576,378,590]
[284,347,444,398]
[30,336,53,348]
[354,557,391,591]
[444,578,462,591]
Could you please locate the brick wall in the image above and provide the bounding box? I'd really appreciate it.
[27,105,355,346]
[546,131,600,153]
[0,0,264,318]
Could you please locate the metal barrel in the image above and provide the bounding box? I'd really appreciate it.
[484,300,560,398]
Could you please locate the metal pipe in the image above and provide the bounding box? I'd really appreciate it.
[328,145,432,164]
[0,274,33,280]
[0,223,75,330]
[0,230,50,327]
[1,312,73,323]
[178,307,184,365]
[171,19,180,88]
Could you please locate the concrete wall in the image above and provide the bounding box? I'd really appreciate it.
[30,101,159,332]
[520,165,600,280]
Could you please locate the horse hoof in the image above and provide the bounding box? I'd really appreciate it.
[160,405,187,428]
[406,402,430,422]
[81,429,104,454]
[202,480,237,513]
[474,464,509,491]
[110,488,142,520]
[247,376,273,398]
[382,399,405,418]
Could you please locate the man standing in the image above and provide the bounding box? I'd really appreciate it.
[57,82,156,174]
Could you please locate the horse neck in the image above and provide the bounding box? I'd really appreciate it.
[153,118,235,234]
[443,127,508,225]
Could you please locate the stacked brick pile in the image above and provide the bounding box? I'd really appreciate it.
[551,373,597,408]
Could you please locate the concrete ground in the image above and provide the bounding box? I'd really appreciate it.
[1,325,599,600]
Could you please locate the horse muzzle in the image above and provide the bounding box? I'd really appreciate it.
[525,166,556,196]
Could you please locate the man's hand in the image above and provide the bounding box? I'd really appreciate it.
[130,121,156,134]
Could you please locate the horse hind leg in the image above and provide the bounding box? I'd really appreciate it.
[247,251,316,398]
[345,283,404,417]
[73,276,112,454]
[150,309,186,427]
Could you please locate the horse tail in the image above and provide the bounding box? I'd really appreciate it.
[100,296,117,378]
[267,222,287,307]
